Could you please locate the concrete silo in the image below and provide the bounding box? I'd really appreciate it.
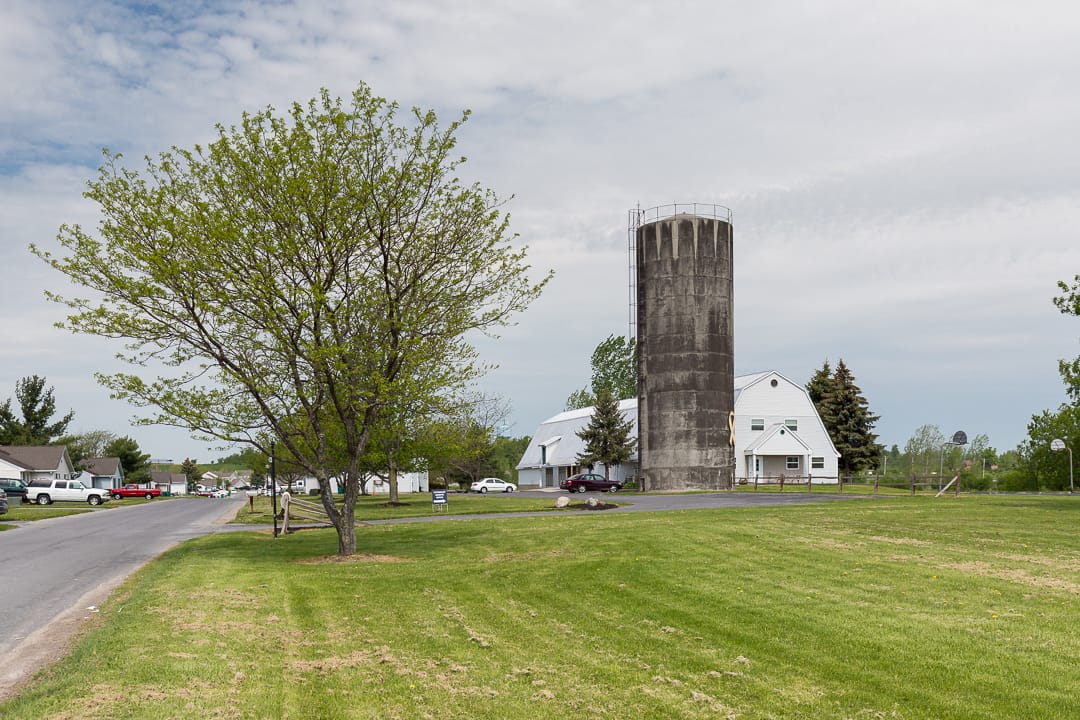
[631,204,735,490]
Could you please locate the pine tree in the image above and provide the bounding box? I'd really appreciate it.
[819,360,882,475]
[806,360,832,408]
[181,458,202,491]
[576,388,636,480]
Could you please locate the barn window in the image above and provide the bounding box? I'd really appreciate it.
[786,456,800,470]
[751,418,764,431]
[811,456,824,469]
[785,418,798,431]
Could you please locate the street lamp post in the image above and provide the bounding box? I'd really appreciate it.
[1050,438,1074,494]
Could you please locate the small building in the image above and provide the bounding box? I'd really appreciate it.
[150,470,188,496]
[77,457,125,490]
[515,370,840,488]
[304,471,430,496]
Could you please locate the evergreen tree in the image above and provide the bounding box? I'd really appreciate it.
[805,360,832,408]
[575,388,636,480]
[105,436,152,485]
[0,375,75,445]
[181,457,203,491]
[818,359,882,475]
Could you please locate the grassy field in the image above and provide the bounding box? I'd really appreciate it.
[3,495,1078,719]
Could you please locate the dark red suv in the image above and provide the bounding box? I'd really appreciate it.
[560,473,622,493]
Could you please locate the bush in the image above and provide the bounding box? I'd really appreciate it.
[996,469,1037,492]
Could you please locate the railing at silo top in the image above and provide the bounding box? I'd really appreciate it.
[626,203,734,342]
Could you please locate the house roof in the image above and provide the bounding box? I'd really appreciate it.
[81,456,122,477]
[743,423,813,455]
[0,445,69,471]
[151,470,186,484]
[516,399,638,470]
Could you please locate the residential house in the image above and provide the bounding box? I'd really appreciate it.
[151,470,188,496]
[0,445,78,485]
[77,456,125,491]
[515,370,840,488]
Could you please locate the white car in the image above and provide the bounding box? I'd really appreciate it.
[470,477,517,494]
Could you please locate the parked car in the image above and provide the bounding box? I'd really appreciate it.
[0,478,28,503]
[469,477,517,493]
[110,484,163,500]
[24,478,110,506]
[560,473,622,493]
[0,487,7,515]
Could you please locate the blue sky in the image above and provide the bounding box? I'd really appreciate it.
[2,0,1079,462]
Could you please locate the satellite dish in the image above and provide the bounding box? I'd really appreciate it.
[1051,438,1066,451]
[950,431,968,445]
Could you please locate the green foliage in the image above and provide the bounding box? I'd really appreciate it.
[35,83,550,554]
[0,375,74,445]
[425,418,499,490]
[1019,404,1079,491]
[491,435,530,482]
[55,429,118,469]
[805,359,832,407]
[575,388,636,479]
[106,435,152,484]
[1053,274,1080,403]
[565,334,636,410]
[180,458,202,490]
[811,359,882,474]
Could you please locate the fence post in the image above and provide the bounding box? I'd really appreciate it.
[874,475,879,495]
[910,474,916,496]
[839,474,844,493]
[779,474,785,492]
[808,474,812,493]
[754,474,759,491]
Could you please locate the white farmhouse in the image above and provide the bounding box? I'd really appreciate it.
[515,370,839,488]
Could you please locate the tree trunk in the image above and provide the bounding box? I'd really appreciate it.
[388,459,399,504]
[320,472,358,555]
[335,502,356,555]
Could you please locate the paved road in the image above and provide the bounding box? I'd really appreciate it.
[355,488,870,525]
[0,495,245,692]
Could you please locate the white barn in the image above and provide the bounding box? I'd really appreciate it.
[516,370,840,488]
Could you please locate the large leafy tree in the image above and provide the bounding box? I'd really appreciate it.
[106,435,152,485]
[0,375,75,445]
[1053,275,1080,402]
[56,429,118,469]
[1020,404,1080,491]
[904,424,945,476]
[815,359,882,475]
[566,334,637,410]
[576,388,636,480]
[34,84,549,555]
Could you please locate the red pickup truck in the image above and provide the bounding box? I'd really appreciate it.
[110,484,162,500]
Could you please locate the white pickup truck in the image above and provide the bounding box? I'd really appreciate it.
[25,478,110,506]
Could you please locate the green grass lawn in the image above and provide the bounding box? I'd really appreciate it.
[1,504,96,521]
[3,495,1079,719]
